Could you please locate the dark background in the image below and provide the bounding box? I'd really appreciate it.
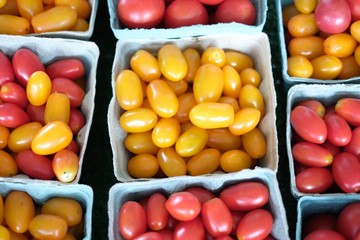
[81,0,298,239]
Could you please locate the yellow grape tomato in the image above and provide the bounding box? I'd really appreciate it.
[287,13,319,37]
[31,120,73,155]
[229,107,261,135]
[338,56,360,79]
[186,148,220,176]
[193,63,223,103]
[217,96,240,113]
[174,92,197,123]
[242,127,267,159]
[7,122,42,153]
[127,153,159,178]
[70,18,89,31]
[54,0,91,20]
[130,50,161,82]
[0,125,10,149]
[287,55,313,78]
[350,20,360,43]
[240,68,261,87]
[282,3,299,26]
[17,0,43,21]
[294,0,317,13]
[44,93,70,124]
[225,51,254,72]
[0,225,10,240]
[146,79,178,118]
[157,44,188,82]
[207,128,242,151]
[0,15,30,35]
[0,0,7,8]
[4,191,35,234]
[124,131,160,155]
[222,65,241,98]
[189,102,234,129]
[324,33,357,58]
[29,214,68,240]
[164,79,188,96]
[239,85,265,118]
[183,48,201,82]
[311,55,343,80]
[220,149,252,173]
[175,125,208,157]
[115,69,143,110]
[119,108,158,133]
[201,47,226,68]
[288,36,324,60]
[0,149,17,177]
[152,117,180,148]
[26,71,52,106]
[157,147,187,177]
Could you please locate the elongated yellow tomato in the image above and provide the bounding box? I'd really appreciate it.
[207,128,242,151]
[0,195,3,225]
[164,78,188,96]
[127,153,159,178]
[189,102,234,129]
[324,33,357,58]
[0,150,17,177]
[31,121,73,155]
[287,13,318,37]
[175,125,208,157]
[146,79,178,118]
[222,65,241,98]
[157,44,188,82]
[287,55,313,78]
[242,127,267,159]
[70,18,89,31]
[115,70,143,110]
[52,149,79,183]
[0,225,10,240]
[130,50,161,82]
[288,36,324,60]
[338,56,360,79]
[41,197,82,226]
[239,84,265,118]
[17,0,43,20]
[183,48,201,82]
[31,6,77,33]
[0,125,10,149]
[220,149,252,173]
[26,71,52,106]
[240,68,261,87]
[201,47,226,68]
[119,108,158,133]
[54,0,91,19]
[4,191,35,234]
[218,96,240,113]
[229,107,261,136]
[311,55,343,80]
[29,214,68,240]
[124,131,159,155]
[0,15,30,35]
[225,51,254,72]
[294,0,316,13]
[157,147,187,177]
[7,122,42,153]
[186,148,220,176]
[193,63,223,103]
[44,93,70,124]
[174,92,197,123]
[152,117,180,148]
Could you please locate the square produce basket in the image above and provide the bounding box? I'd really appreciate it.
[0,181,93,239]
[287,84,360,198]
[0,35,99,184]
[108,32,278,182]
[107,0,267,40]
[108,168,290,240]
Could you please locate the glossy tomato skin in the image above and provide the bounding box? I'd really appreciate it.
[173,216,205,240]
[0,82,28,109]
[132,232,164,240]
[147,193,169,231]
[0,50,14,86]
[344,127,360,159]
[0,149,17,177]
[214,0,256,25]
[7,121,42,153]
[0,102,30,128]
[165,191,201,221]
[292,141,333,167]
[295,167,334,193]
[52,149,79,183]
[335,97,360,126]
[206,128,242,152]
[26,103,45,125]
[347,0,360,21]
[324,112,352,146]
[51,77,85,108]
[28,214,68,240]
[304,229,346,240]
[336,202,360,239]
[236,209,273,240]
[302,213,337,237]
[164,0,208,28]
[117,0,165,29]
[297,99,326,118]
[332,152,360,193]
[68,108,85,135]
[184,187,215,205]
[46,58,85,80]
[118,201,147,239]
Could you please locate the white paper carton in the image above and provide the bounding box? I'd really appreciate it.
[107,0,267,40]
[0,35,100,184]
[0,181,93,239]
[108,168,290,240]
[108,32,278,182]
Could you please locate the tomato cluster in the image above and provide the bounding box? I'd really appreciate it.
[116,44,268,178]
[0,190,84,240]
[283,0,360,80]
[290,97,360,194]
[0,48,87,183]
[0,0,91,35]
[117,0,257,29]
[118,181,274,240]
[302,202,360,239]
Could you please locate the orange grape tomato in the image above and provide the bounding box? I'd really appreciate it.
[0,194,3,224]
[115,69,143,111]
[0,125,10,149]
[44,93,70,124]
[146,79,178,118]
[70,18,89,31]
[31,120,73,155]
[338,56,360,79]
[287,13,319,37]
[311,55,343,80]
[4,191,35,234]
[31,6,77,33]
[240,68,261,87]
[294,0,317,13]
[164,79,188,96]
[183,48,201,82]
[324,33,357,58]
[29,214,68,240]
[288,36,324,60]
[54,0,91,19]
[52,149,79,183]
[229,107,261,136]
[239,85,265,118]
[0,15,30,35]
[242,127,267,159]
[186,148,220,176]
[7,121,42,153]
[26,71,52,106]
[350,20,360,43]
[282,3,299,26]
[189,102,234,129]
[0,149,17,177]
[127,153,159,178]
[207,128,242,151]
[225,51,254,72]
[152,117,181,148]
[124,131,159,155]
[287,55,313,78]
[17,0,43,21]
[130,49,161,82]
[217,96,240,113]
[201,47,226,68]
[157,44,188,82]
[193,63,223,103]
[0,225,10,240]
[157,147,187,177]
[175,125,208,157]
[220,149,252,173]
[222,65,241,98]
[174,92,197,123]
[41,197,82,226]
[119,108,158,133]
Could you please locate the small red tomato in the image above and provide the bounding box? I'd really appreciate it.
[332,152,360,193]
[321,140,341,157]
[165,191,201,221]
[0,82,28,109]
[297,99,326,118]
[231,211,245,235]
[0,102,30,128]
[236,209,273,240]
[46,58,85,80]
[347,0,360,21]
[68,108,85,135]
[65,139,80,155]
[184,187,216,205]
[214,0,256,25]
[344,127,360,159]
[118,201,147,239]
[133,232,164,240]
[51,78,85,108]
[147,193,169,231]
[26,104,45,125]
[336,202,360,240]
[304,229,345,240]
[302,213,337,237]
[157,229,173,240]
[335,97,360,126]
[290,105,327,144]
[292,141,333,167]
[295,167,334,193]
[324,112,352,146]
[0,50,14,86]
[173,216,205,240]
[52,149,79,183]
